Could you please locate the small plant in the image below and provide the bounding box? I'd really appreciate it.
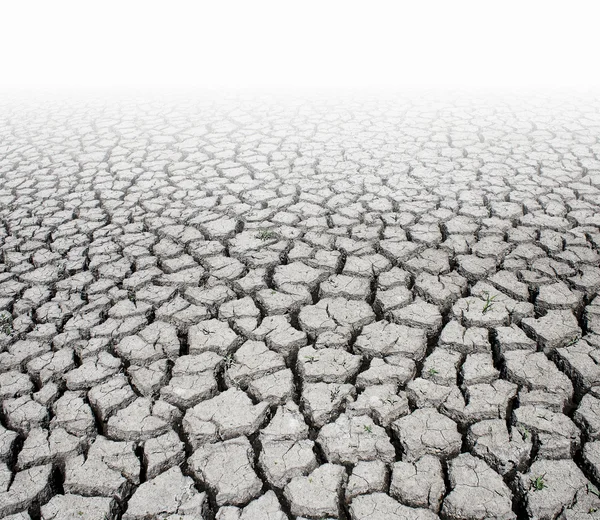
[0,312,12,336]
[530,474,547,491]
[329,386,341,401]
[482,292,497,314]
[565,335,581,347]
[127,290,136,303]
[256,229,276,241]
[199,326,213,336]
[427,367,439,376]
[587,484,600,499]
[363,424,373,434]
[519,427,530,441]
[224,353,235,369]
[304,355,318,364]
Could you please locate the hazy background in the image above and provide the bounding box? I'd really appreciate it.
[1,0,599,90]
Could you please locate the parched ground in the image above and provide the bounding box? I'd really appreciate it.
[0,91,600,519]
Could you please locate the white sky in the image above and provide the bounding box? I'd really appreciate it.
[1,0,599,90]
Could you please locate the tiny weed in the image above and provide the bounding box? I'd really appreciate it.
[530,474,547,491]
[0,312,13,336]
[304,355,318,364]
[482,292,497,314]
[588,484,600,499]
[363,424,373,433]
[427,367,439,376]
[329,386,340,401]
[224,353,235,369]
[520,427,530,441]
[127,290,136,303]
[565,335,581,347]
[256,229,276,241]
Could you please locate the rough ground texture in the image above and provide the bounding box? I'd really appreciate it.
[0,90,600,519]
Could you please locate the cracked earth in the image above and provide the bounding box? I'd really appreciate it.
[0,91,599,519]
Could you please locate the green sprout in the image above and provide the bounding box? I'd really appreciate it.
[329,386,340,401]
[427,367,439,376]
[530,474,547,491]
[519,427,530,441]
[0,312,13,336]
[256,229,276,241]
[482,292,497,314]
[564,335,581,347]
[587,484,600,499]
[304,355,318,364]
[363,424,373,434]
